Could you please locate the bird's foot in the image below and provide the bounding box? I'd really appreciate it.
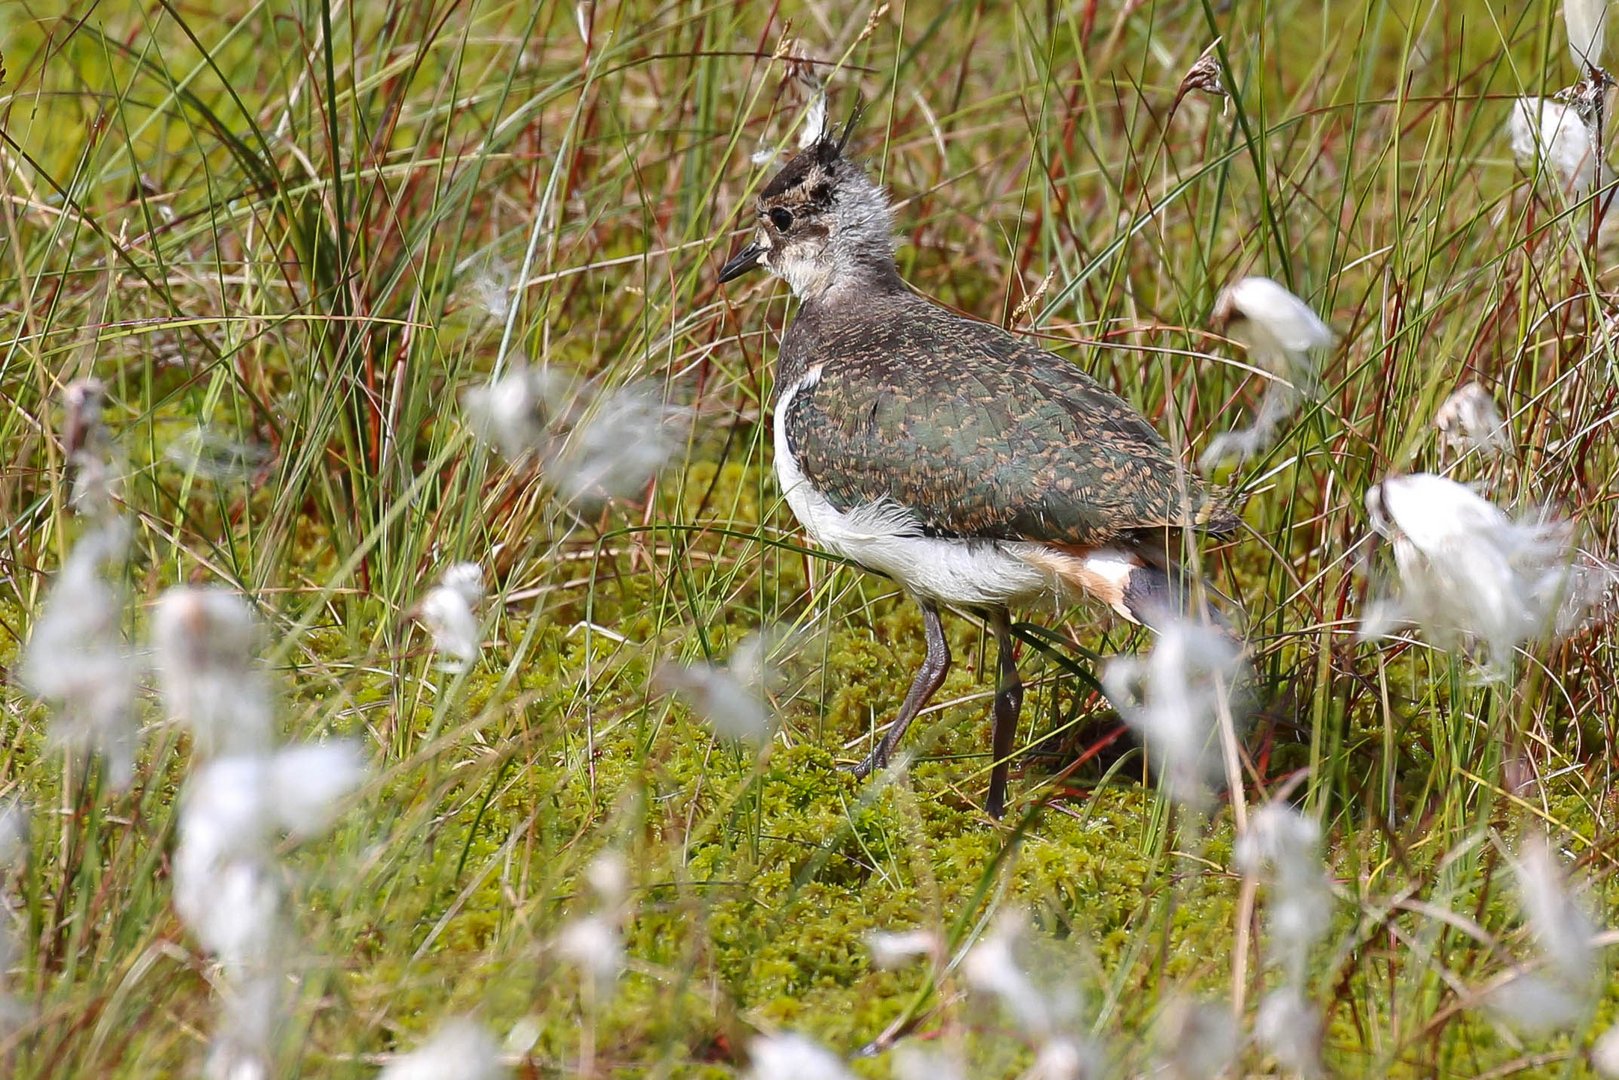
[841,745,886,779]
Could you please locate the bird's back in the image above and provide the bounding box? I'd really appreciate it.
[777,289,1237,552]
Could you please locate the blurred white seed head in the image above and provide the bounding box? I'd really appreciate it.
[20,523,139,789]
[865,928,942,969]
[745,1033,854,1080]
[1255,987,1324,1078]
[1513,834,1598,986]
[462,365,680,508]
[892,1045,968,1080]
[1025,1037,1096,1080]
[1204,277,1330,470]
[1363,474,1582,666]
[1508,98,1607,199]
[584,849,629,909]
[751,64,830,165]
[416,563,485,673]
[204,971,282,1080]
[1566,0,1609,69]
[1153,997,1239,1080]
[174,745,365,966]
[0,800,26,872]
[1212,277,1334,381]
[1488,972,1591,1034]
[962,911,1084,1041]
[1235,804,1333,985]
[60,378,123,516]
[656,629,792,745]
[1591,1024,1619,1077]
[1434,382,1510,458]
[556,914,624,994]
[381,1017,508,1080]
[1101,618,1246,810]
[152,586,274,757]
[164,427,270,483]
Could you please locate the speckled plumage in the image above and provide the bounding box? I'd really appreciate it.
[777,290,1237,550]
[719,125,1239,818]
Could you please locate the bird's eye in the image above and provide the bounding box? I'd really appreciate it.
[768,207,795,231]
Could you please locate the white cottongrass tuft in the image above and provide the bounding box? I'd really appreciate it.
[173,744,367,964]
[163,427,269,483]
[892,1045,968,1080]
[1507,98,1607,199]
[864,927,941,969]
[557,850,631,997]
[744,1032,855,1080]
[381,1017,508,1080]
[1490,832,1602,1033]
[1255,986,1324,1077]
[655,630,790,745]
[174,742,364,1079]
[416,562,486,673]
[1566,0,1609,69]
[461,365,680,507]
[61,377,123,516]
[1153,997,1239,1080]
[0,799,29,1034]
[751,65,830,165]
[152,586,274,756]
[962,911,1086,1045]
[20,522,140,789]
[1203,277,1334,468]
[1591,1024,1619,1077]
[1101,618,1246,810]
[1363,473,1583,667]
[1234,803,1333,985]
[1434,382,1510,458]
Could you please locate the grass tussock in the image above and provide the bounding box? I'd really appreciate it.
[3,0,1619,1076]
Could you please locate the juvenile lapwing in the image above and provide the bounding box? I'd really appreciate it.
[719,122,1238,818]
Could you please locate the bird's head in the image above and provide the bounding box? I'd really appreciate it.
[719,116,898,300]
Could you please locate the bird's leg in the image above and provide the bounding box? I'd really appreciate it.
[985,609,1023,819]
[851,601,950,778]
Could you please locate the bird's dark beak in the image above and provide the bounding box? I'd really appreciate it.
[718,242,765,284]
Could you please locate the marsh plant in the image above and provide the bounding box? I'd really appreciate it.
[5,0,1619,1077]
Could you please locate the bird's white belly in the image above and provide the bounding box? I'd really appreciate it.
[773,367,1053,607]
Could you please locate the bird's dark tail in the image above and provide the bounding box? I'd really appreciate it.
[1027,545,1236,631]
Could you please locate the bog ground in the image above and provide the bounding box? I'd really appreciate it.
[3,1,1619,1077]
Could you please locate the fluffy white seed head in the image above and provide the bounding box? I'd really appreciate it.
[1364,474,1581,666]
[417,565,484,673]
[656,630,793,745]
[962,911,1084,1041]
[1212,277,1335,378]
[381,1017,508,1080]
[1255,987,1324,1077]
[20,523,139,788]
[1101,618,1246,810]
[1566,0,1609,69]
[1434,382,1510,458]
[583,849,629,909]
[462,366,679,507]
[556,914,624,993]
[1591,1024,1619,1076]
[892,1045,968,1080]
[1153,997,1239,1080]
[744,1032,855,1080]
[0,800,26,872]
[173,745,365,966]
[865,928,941,969]
[1508,98,1605,198]
[1513,834,1598,986]
[152,586,274,757]
[1489,972,1590,1034]
[1235,804,1333,985]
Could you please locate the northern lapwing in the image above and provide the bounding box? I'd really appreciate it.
[719,120,1238,818]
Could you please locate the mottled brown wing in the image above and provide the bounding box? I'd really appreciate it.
[782,312,1236,547]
